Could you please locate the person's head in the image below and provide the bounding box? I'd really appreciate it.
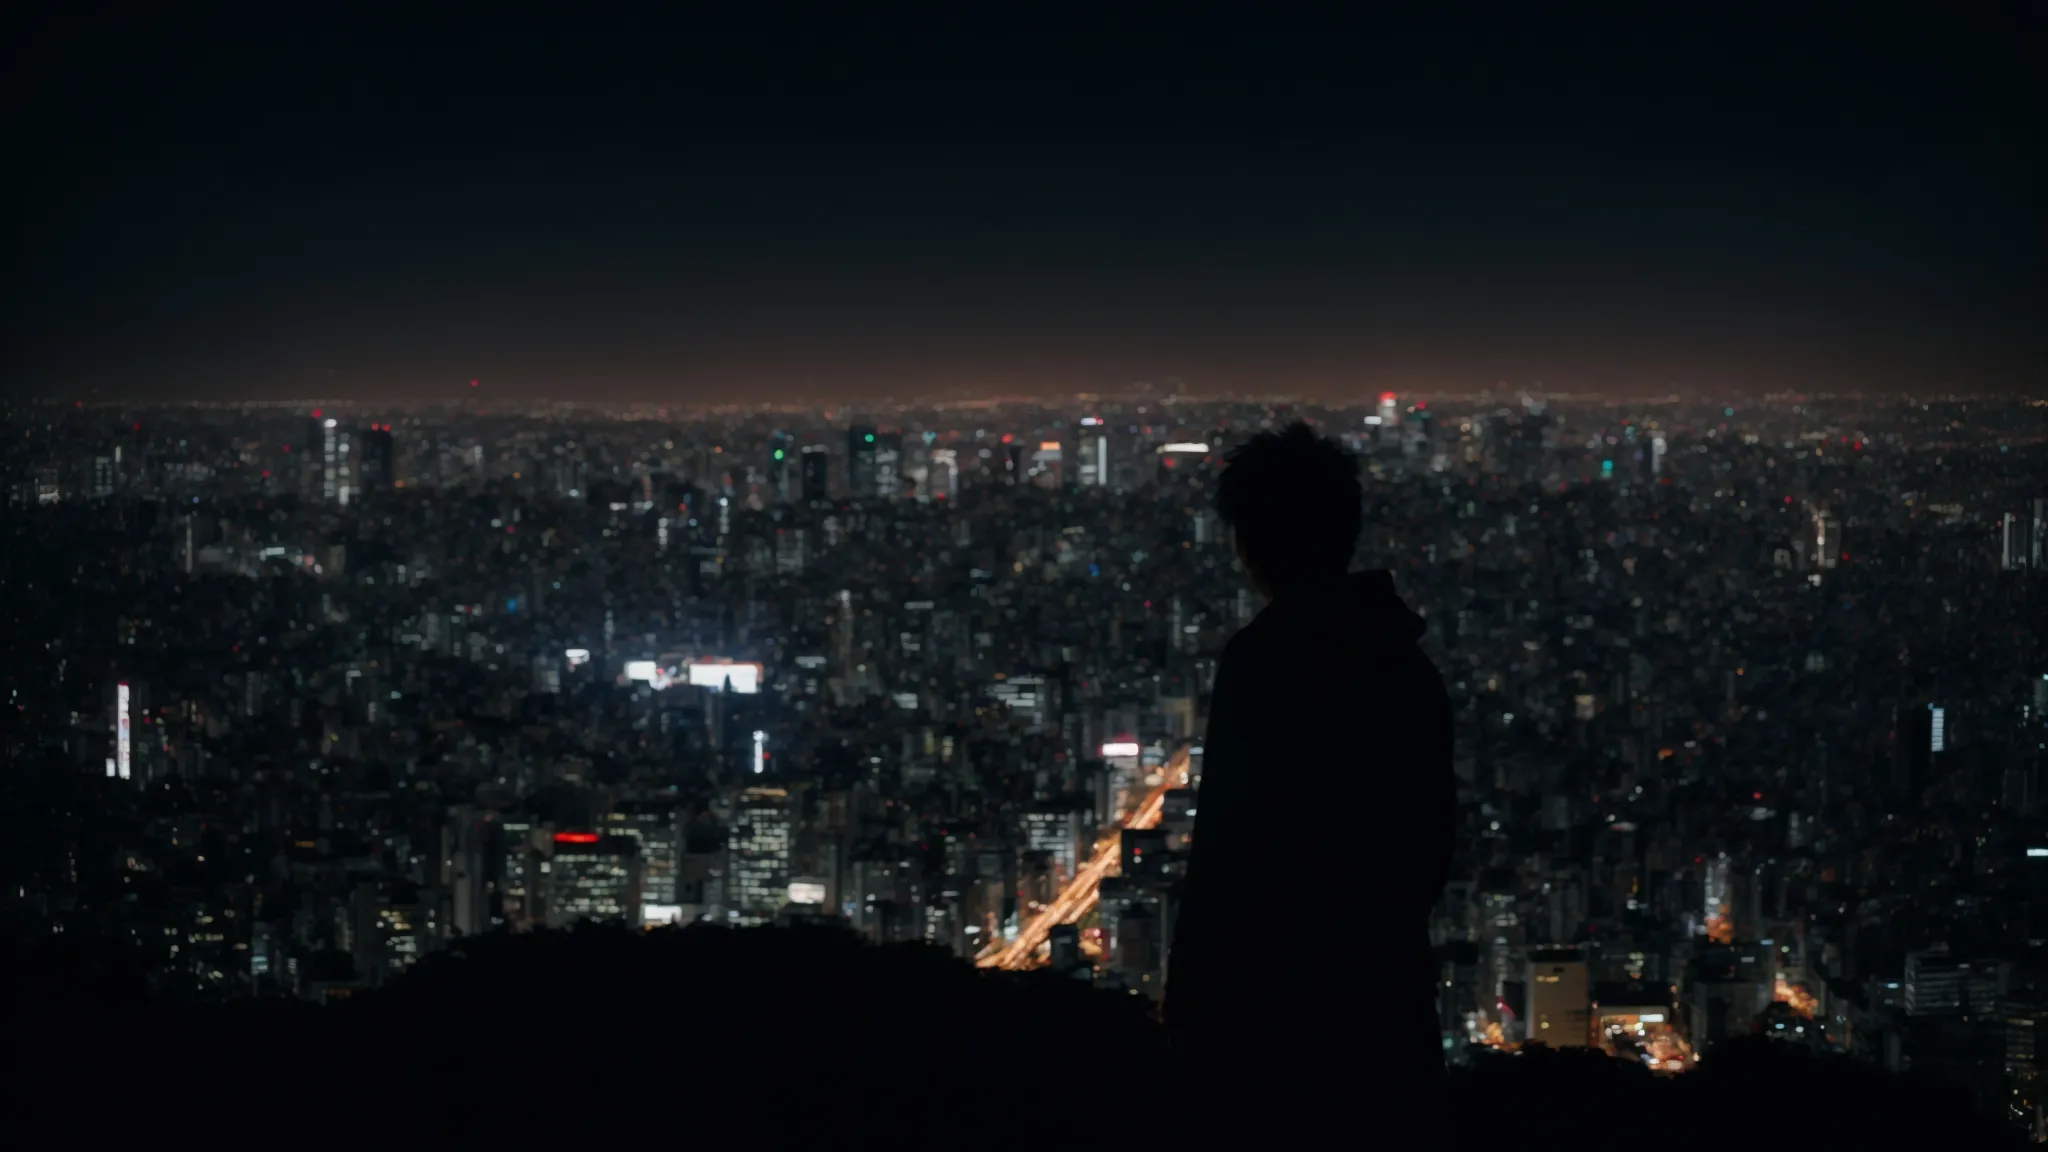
[1213,421,1363,599]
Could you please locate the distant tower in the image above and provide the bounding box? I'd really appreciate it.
[1814,513,1841,570]
[2002,511,2035,572]
[1078,434,1109,487]
[360,425,395,494]
[309,416,352,504]
[873,432,903,499]
[928,448,959,500]
[800,444,831,503]
[847,426,877,498]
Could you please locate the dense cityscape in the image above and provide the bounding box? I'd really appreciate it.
[4,386,2043,1135]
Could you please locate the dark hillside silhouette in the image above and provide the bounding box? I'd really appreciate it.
[10,927,2024,1148]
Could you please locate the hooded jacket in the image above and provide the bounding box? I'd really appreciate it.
[1165,569,1454,1102]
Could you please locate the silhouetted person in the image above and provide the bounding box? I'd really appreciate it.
[1165,422,1455,1136]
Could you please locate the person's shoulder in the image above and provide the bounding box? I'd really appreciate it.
[1219,616,1282,670]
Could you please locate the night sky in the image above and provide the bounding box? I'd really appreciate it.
[8,8,2042,402]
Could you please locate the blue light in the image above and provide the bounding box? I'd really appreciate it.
[506,598,519,613]
[1601,459,1613,475]
[1088,563,1101,577]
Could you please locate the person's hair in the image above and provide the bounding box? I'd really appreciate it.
[1213,421,1363,588]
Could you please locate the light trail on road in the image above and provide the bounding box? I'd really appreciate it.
[976,747,1188,970]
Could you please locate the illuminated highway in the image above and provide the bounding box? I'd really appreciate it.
[976,747,1189,970]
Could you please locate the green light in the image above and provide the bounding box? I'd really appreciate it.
[773,449,784,460]
[865,433,874,443]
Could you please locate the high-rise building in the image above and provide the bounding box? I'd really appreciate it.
[442,808,491,939]
[359,425,395,494]
[352,882,436,987]
[728,787,794,925]
[873,431,903,499]
[499,819,540,928]
[1077,434,1109,487]
[604,802,684,924]
[1525,947,1593,1046]
[800,444,831,503]
[1024,805,1088,886]
[543,832,641,927]
[2003,510,2036,572]
[847,426,877,498]
[927,448,959,501]
[306,416,354,503]
[1814,512,1841,570]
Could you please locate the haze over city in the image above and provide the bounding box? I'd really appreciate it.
[9,8,2043,403]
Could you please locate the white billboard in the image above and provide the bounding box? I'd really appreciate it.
[115,682,132,780]
[788,881,827,905]
[1100,741,1141,758]
[642,904,685,927]
[688,662,761,693]
[623,660,659,682]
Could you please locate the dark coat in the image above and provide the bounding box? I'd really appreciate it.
[1165,568,1455,1126]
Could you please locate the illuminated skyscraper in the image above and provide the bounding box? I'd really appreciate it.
[873,431,902,499]
[2003,511,2035,571]
[1077,434,1109,487]
[729,787,794,924]
[305,416,354,504]
[604,802,684,923]
[499,819,540,928]
[1814,512,1842,570]
[928,448,959,500]
[1525,948,1593,1047]
[544,832,641,927]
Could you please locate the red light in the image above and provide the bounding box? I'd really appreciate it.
[470,379,479,388]
[1000,433,1013,444]
[311,409,321,419]
[554,832,599,844]
[1379,392,1397,403]
[1752,791,1762,800]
